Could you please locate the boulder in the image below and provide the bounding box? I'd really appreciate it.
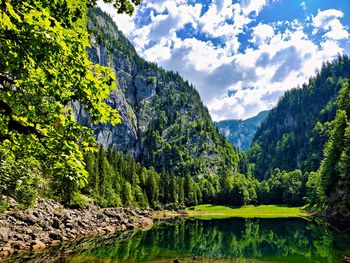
[0,227,10,243]
[0,246,14,257]
[31,240,46,251]
[49,231,64,241]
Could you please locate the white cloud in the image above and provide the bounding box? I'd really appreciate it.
[97,1,350,120]
[251,23,275,45]
[312,9,349,40]
[97,1,136,35]
[240,0,268,16]
[300,1,306,11]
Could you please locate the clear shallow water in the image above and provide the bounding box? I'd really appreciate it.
[10,218,350,262]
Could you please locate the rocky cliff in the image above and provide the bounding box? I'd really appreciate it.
[215,111,269,150]
[74,8,239,177]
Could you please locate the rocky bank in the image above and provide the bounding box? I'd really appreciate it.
[0,197,153,259]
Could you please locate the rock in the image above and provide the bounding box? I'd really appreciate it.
[103,210,117,218]
[14,233,24,241]
[0,195,155,259]
[65,223,74,229]
[31,240,46,251]
[0,227,10,243]
[50,240,60,246]
[22,234,33,243]
[49,232,64,241]
[126,224,135,230]
[140,218,153,229]
[23,211,37,225]
[78,221,89,228]
[115,214,123,221]
[5,197,18,209]
[122,219,129,225]
[103,226,115,233]
[342,255,350,262]
[0,246,14,257]
[52,218,61,229]
[12,241,27,251]
[130,210,138,216]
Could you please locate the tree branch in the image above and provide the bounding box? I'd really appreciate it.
[0,99,45,139]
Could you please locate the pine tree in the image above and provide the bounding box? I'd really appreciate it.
[146,168,160,208]
[178,177,185,206]
[123,181,134,207]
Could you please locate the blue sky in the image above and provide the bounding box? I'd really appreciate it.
[98,0,350,120]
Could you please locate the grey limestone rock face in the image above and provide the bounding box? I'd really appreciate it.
[134,75,156,103]
[73,10,163,157]
[84,45,140,153]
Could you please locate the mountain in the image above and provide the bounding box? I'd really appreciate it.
[248,55,350,180]
[74,8,239,178]
[215,111,269,150]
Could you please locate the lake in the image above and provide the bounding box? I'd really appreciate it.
[9,217,350,262]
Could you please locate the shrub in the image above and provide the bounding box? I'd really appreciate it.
[0,200,9,213]
[68,192,88,209]
[0,157,41,208]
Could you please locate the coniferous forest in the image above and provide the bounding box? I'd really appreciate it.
[1,0,350,259]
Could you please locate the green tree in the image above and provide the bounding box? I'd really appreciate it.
[0,0,141,204]
[123,181,134,207]
[306,171,321,206]
[319,110,348,199]
[146,168,160,208]
[178,177,185,206]
[184,173,196,206]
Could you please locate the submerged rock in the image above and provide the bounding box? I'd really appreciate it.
[0,197,153,259]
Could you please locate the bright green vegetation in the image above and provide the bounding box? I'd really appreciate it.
[0,0,141,206]
[247,56,350,219]
[0,0,349,228]
[185,204,308,219]
[13,218,350,262]
[0,0,141,207]
[215,110,270,150]
[249,56,350,178]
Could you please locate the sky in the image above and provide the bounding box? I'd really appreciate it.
[98,0,350,121]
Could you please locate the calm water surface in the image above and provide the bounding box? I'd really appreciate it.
[12,218,350,262]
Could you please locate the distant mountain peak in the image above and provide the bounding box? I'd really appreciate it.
[215,110,270,150]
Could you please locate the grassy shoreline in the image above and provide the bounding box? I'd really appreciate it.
[184,204,309,219]
[150,204,309,220]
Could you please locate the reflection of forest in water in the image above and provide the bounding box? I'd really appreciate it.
[64,218,350,263]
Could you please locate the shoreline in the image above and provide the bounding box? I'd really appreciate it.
[0,198,153,259]
[1,201,348,260]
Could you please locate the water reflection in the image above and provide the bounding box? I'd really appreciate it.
[65,218,350,263]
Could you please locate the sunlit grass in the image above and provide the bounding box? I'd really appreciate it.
[185,204,309,219]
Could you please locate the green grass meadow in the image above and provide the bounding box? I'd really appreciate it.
[185,204,308,219]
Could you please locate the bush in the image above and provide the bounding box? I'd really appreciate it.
[153,203,162,211]
[0,200,9,213]
[68,192,88,209]
[94,195,108,208]
[0,157,41,208]
[164,203,179,211]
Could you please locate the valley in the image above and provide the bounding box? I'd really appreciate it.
[1,0,350,262]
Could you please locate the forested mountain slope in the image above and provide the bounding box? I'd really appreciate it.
[75,8,239,179]
[215,111,269,150]
[308,81,350,221]
[248,55,350,180]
